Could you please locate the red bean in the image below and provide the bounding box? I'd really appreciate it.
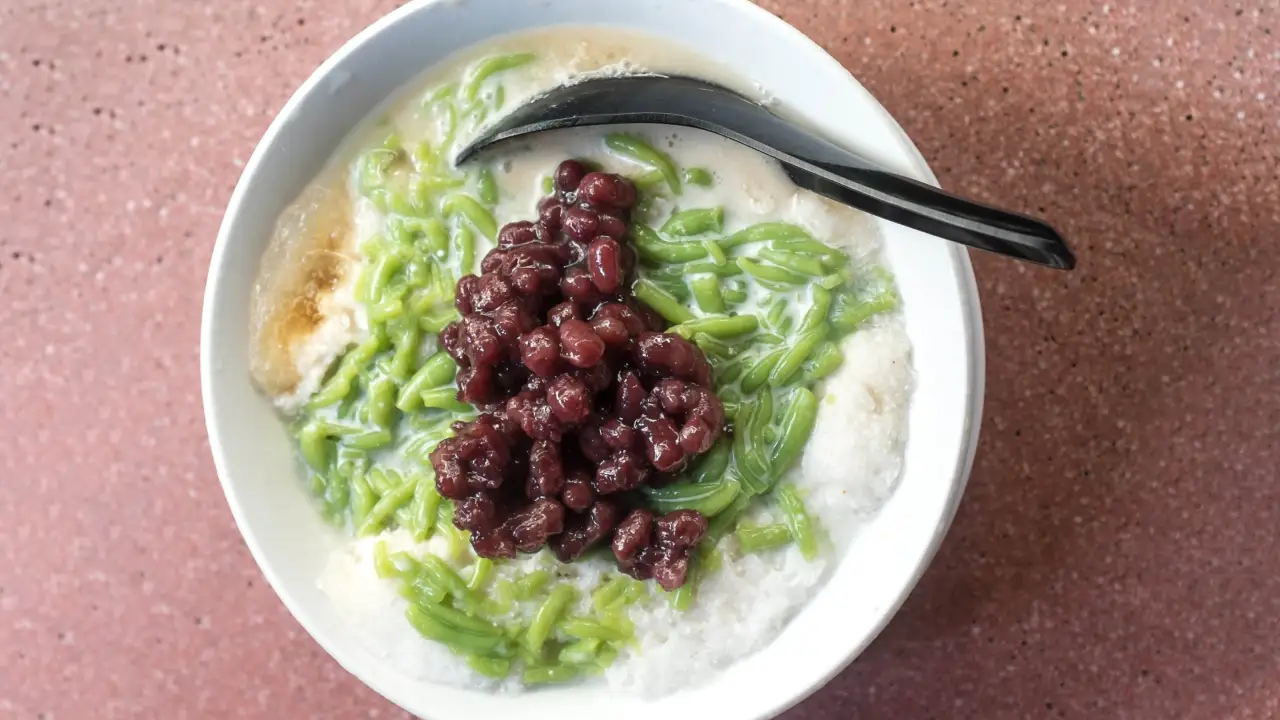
[651,556,690,590]
[498,220,537,248]
[527,440,565,498]
[481,249,508,275]
[579,172,636,209]
[598,213,628,240]
[519,326,560,378]
[505,391,560,441]
[440,321,464,363]
[547,301,581,327]
[430,445,468,500]
[510,266,541,295]
[593,303,646,336]
[455,275,480,314]
[561,470,595,512]
[555,159,588,194]
[615,372,646,423]
[505,498,566,553]
[652,378,686,414]
[534,221,557,244]
[488,301,535,349]
[538,197,564,230]
[455,363,495,405]
[633,331,701,380]
[471,531,517,559]
[587,236,622,294]
[656,509,708,549]
[590,315,629,345]
[458,313,501,363]
[558,319,605,368]
[600,417,638,450]
[560,266,598,301]
[612,508,654,563]
[562,206,599,241]
[546,374,591,425]
[636,414,685,471]
[454,493,498,533]
[595,450,650,494]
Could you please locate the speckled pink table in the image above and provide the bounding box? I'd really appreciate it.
[3,1,1278,717]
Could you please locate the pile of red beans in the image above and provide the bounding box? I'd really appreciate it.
[429,161,724,589]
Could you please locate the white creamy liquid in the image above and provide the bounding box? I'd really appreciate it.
[258,27,916,697]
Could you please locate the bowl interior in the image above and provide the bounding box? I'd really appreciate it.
[201,1,983,718]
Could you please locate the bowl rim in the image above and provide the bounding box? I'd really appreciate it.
[201,0,985,716]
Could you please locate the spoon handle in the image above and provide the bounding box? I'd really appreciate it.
[780,161,1075,270]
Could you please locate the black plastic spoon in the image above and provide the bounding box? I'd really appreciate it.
[456,75,1075,270]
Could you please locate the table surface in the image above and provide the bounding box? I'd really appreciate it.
[3,0,1278,717]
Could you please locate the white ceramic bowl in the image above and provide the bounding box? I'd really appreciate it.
[201,1,985,717]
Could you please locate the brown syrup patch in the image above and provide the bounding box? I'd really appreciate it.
[249,176,356,399]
